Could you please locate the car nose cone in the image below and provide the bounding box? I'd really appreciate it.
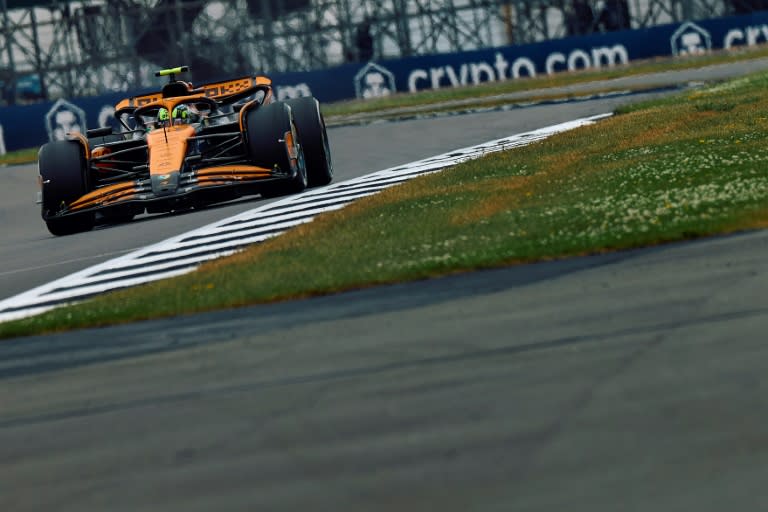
[151,171,180,196]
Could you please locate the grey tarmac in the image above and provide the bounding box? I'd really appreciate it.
[2,229,768,511]
[1,61,768,511]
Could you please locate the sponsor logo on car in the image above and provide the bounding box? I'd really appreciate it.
[203,78,255,98]
[354,62,396,99]
[671,21,711,56]
[45,98,87,141]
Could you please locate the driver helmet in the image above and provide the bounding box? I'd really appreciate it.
[157,107,170,124]
[172,104,199,124]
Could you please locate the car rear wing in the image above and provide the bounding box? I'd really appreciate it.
[115,76,273,116]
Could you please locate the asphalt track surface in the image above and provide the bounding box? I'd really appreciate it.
[2,63,768,510]
[0,100,614,301]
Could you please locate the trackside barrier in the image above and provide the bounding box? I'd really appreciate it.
[1,12,768,152]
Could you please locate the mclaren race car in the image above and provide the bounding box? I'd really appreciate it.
[38,66,333,236]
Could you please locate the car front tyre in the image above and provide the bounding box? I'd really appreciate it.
[246,102,308,198]
[38,140,95,236]
[285,96,333,187]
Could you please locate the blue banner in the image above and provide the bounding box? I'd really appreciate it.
[3,12,768,152]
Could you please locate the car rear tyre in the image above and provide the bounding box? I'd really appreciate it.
[285,96,333,187]
[246,102,307,198]
[39,140,95,236]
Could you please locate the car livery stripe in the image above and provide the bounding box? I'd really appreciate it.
[0,114,611,323]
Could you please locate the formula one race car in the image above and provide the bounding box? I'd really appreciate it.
[38,66,333,236]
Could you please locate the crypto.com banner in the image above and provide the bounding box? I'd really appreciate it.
[2,11,768,152]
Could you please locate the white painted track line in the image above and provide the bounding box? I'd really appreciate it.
[0,114,611,322]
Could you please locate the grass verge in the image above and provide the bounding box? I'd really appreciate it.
[3,68,768,338]
[0,147,38,166]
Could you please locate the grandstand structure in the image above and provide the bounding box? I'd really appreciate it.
[0,0,744,103]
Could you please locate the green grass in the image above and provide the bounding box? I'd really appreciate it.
[3,67,768,338]
[0,147,38,166]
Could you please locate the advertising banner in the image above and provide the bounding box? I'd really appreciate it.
[2,12,768,152]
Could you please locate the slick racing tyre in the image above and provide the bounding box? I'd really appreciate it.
[285,96,333,187]
[38,140,96,236]
[246,102,307,198]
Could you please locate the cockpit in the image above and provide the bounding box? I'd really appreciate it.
[133,100,217,132]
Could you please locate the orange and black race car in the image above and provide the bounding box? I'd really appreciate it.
[38,66,333,236]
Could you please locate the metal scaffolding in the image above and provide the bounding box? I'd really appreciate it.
[0,0,742,103]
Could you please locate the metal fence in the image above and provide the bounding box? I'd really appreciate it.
[0,0,751,102]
